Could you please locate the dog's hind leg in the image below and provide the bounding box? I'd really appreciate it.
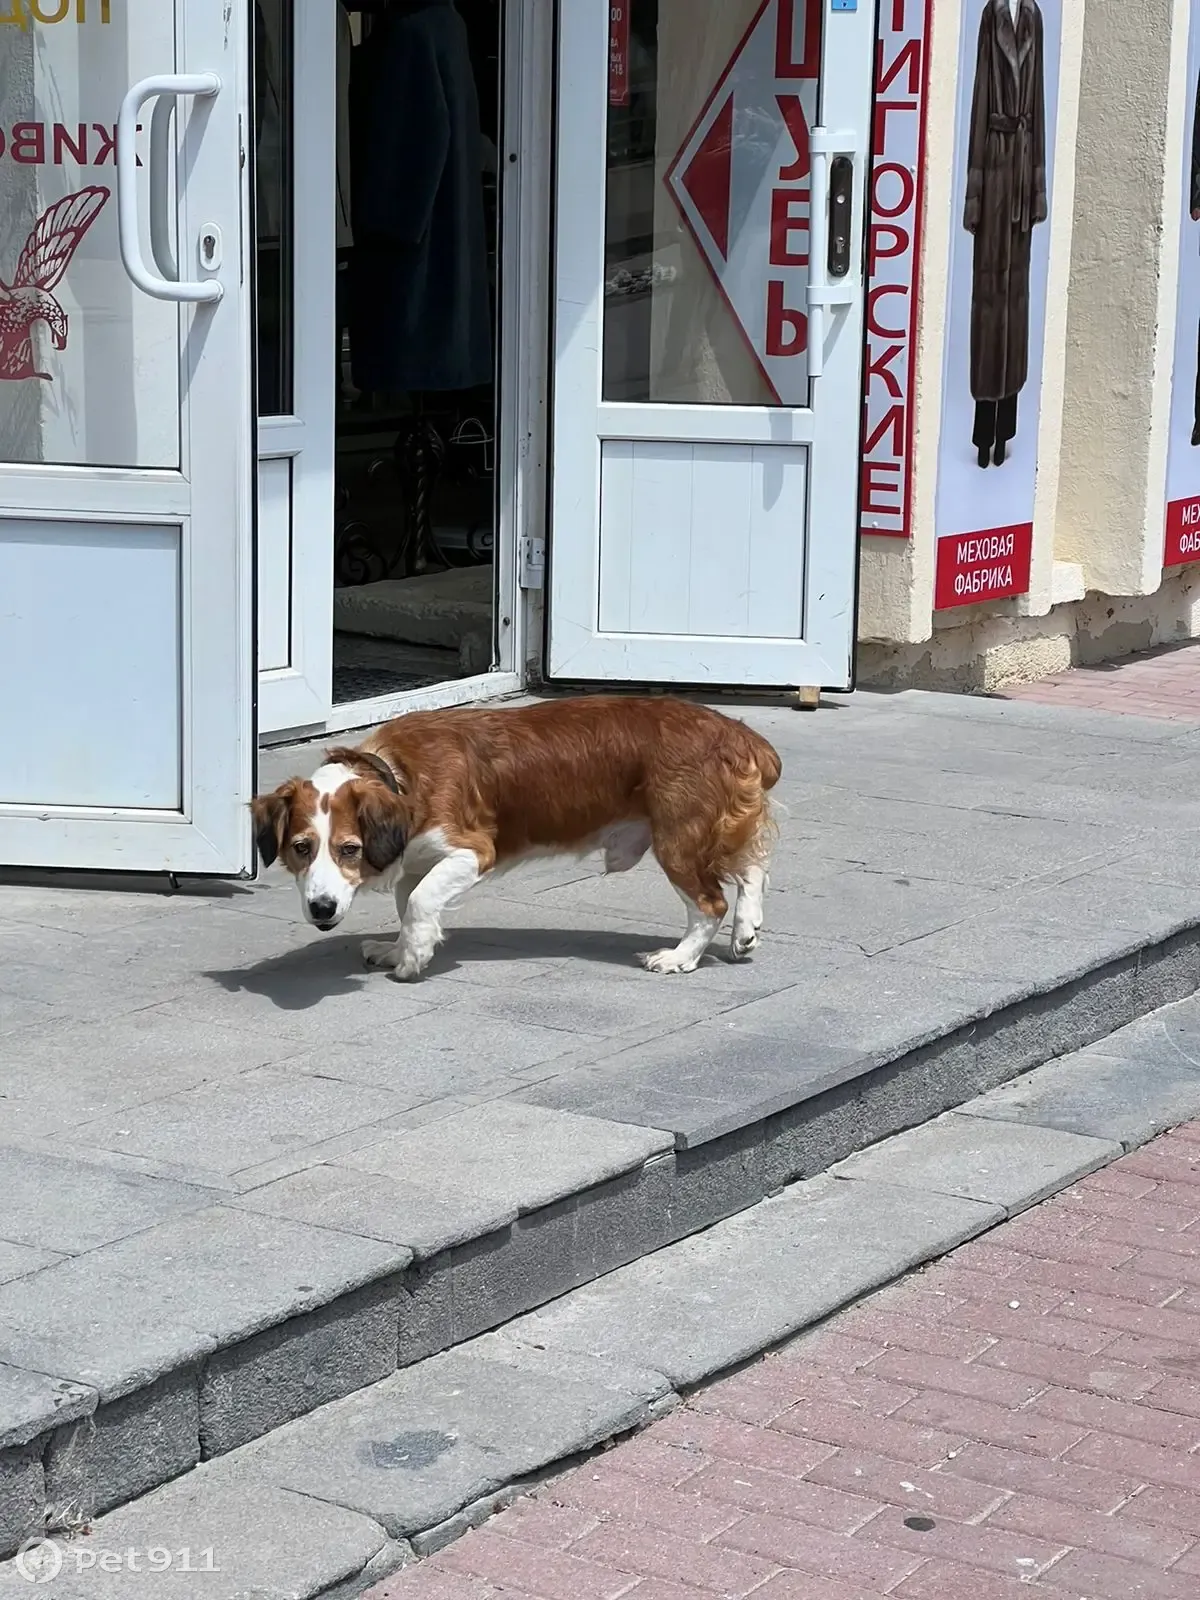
[730,862,767,961]
[641,840,727,974]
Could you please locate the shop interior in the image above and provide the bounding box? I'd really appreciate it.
[256,0,501,707]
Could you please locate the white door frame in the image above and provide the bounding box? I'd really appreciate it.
[256,0,336,736]
[0,0,256,875]
[546,0,872,689]
[257,0,546,743]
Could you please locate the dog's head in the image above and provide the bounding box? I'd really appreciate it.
[251,748,409,930]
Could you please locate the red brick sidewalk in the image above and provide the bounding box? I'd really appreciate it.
[1002,642,1200,722]
[370,1124,1200,1600]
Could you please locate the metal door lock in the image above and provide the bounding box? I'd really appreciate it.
[828,156,853,279]
[199,224,223,272]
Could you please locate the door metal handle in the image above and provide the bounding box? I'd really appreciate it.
[806,129,858,379]
[148,93,177,282]
[116,72,223,303]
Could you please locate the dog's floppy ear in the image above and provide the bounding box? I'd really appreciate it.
[325,746,405,794]
[250,782,296,868]
[355,785,409,872]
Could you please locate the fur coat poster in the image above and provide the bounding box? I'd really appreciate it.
[964,0,1048,403]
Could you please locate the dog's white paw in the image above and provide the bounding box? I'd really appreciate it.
[362,938,401,970]
[386,940,435,982]
[639,947,700,975]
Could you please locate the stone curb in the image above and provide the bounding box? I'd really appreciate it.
[2,1019,1199,1600]
[3,923,1200,1562]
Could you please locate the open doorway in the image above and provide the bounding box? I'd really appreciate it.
[254,0,502,718]
[333,0,500,704]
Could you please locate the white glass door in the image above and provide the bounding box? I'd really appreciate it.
[549,0,873,687]
[0,0,255,873]
[255,0,335,735]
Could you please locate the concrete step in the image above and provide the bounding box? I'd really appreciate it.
[5,915,1200,1561]
[4,998,1198,1598]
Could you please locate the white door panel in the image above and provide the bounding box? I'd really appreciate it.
[548,0,871,687]
[255,0,335,735]
[0,0,254,873]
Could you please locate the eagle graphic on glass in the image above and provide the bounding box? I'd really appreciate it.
[0,186,109,380]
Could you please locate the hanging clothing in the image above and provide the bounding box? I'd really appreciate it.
[348,0,491,393]
[255,0,284,241]
[336,3,354,250]
[963,0,1048,406]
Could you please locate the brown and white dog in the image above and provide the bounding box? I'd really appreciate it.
[251,696,781,981]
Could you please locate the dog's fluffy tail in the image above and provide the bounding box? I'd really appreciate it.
[712,724,782,880]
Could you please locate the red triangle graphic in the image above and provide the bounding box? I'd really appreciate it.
[680,93,733,260]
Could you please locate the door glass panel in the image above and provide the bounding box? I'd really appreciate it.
[254,0,292,416]
[603,0,821,408]
[0,0,181,467]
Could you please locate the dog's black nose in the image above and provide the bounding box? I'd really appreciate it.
[308,896,338,925]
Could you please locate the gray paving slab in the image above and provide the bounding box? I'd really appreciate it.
[503,1175,1000,1387]
[0,1207,409,1399]
[0,879,189,936]
[0,1474,387,1598]
[275,1007,601,1097]
[0,1240,60,1284]
[517,1018,870,1147]
[235,1163,513,1257]
[0,1007,296,1126]
[232,1335,669,1539]
[77,1064,409,1177]
[760,868,1002,953]
[0,992,55,1040]
[832,1112,1121,1214]
[0,1362,94,1450]
[958,1044,1200,1150]
[1004,870,1200,936]
[0,1147,216,1254]
[882,911,1149,985]
[1091,991,1200,1064]
[339,1100,672,1216]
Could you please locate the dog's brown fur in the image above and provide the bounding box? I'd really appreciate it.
[251,697,781,967]
[352,695,780,919]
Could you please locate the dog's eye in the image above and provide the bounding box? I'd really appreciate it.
[339,841,361,860]
[292,838,312,858]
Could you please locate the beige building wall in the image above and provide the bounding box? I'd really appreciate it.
[854,0,1200,690]
[857,0,1087,646]
[1056,0,1185,597]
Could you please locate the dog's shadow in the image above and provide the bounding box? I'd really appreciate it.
[203,924,660,1011]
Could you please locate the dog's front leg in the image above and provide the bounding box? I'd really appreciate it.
[362,874,423,970]
[388,848,483,981]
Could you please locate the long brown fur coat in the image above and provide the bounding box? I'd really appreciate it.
[963,0,1048,402]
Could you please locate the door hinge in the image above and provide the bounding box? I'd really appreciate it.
[518,536,545,590]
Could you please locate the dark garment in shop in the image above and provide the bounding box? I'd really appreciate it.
[348,0,491,393]
[963,0,1048,407]
[973,394,1018,467]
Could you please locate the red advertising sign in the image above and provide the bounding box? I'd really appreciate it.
[664,0,821,405]
[860,0,932,541]
[609,4,631,108]
[1165,495,1200,567]
[934,523,1033,611]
